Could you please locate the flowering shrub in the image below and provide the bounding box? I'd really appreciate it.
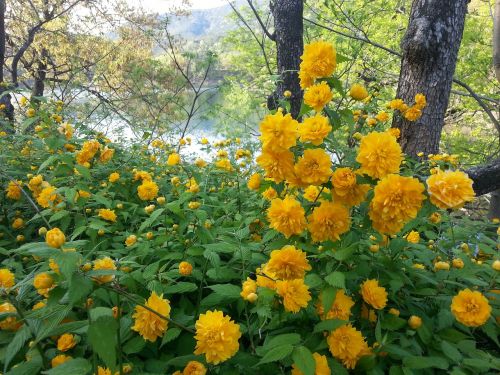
[0,41,499,375]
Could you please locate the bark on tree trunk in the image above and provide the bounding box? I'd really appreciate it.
[269,0,303,119]
[392,0,469,157]
[31,48,48,106]
[0,0,14,129]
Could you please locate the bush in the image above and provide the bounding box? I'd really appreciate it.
[0,42,498,375]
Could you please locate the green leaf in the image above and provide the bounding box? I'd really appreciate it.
[313,319,347,333]
[88,316,118,371]
[292,346,315,375]
[165,282,198,294]
[4,325,31,372]
[161,327,182,348]
[264,333,301,349]
[257,344,293,365]
[440,341,462,363]
[324,271,345,289]
[74,165,91,179]
[321,286,337,313]
[139,208,165,232]
[42,358,91,375]
[403,356,449,370]
[332,245,356,261]
[122,336,146,355]
[207,284,241,299]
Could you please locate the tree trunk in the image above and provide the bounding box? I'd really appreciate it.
[269,0,303,119]
[31,48,48,106]
[392,0,469,157]
[494,0,500,81]
[0,0,14,129]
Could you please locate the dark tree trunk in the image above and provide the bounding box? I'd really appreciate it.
[392,0,469,157]
[0,0,14,129]
[269,0,303,119]
[31,48,48,106]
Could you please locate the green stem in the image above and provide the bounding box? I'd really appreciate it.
[6,294,49,370]
[116,293,124,375]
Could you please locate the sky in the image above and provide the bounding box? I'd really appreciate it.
[130,0,228,12]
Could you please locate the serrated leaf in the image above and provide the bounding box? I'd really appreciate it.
[324,271,345,289]
[4,325,31,372]
[292,346,315,375]
[164,282,198,294]
[313,319,347,333]
[264,333,301,349]
[257,344,293,365]
[88,316,118,371]
[403,356,449,370]
[160,327,182,348]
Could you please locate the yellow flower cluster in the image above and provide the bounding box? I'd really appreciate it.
[388,93,427,122]
[132,291,171,342]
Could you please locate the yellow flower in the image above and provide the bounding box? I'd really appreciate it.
[389,308,400,316]
[46,227,66,248]
[404,106,422,121]
[134,170,152,182]
[369,174,425,234]
[405,230,420,243]
[267,245,311,280]
[125,235,137,247]
[109,172,120,183]
[96,366,117,375]
[452,258,465,269]
[240,277,257,300]
[291,352,330,375]
[434,261,450,271]
[12,217,24,229]
[276,279,311,313]
[137,180,159,201]
[429,212,441,224]
[33,273,54,291]
[331,167,370,207]
[408,315,422,329]
[179,261,193,276]
[259,111,298,151]
[294,148,332,186]
[194,310,241,364]
[327,324,371,369]
[414,93,427,109]
[132,291,171,342]
[426,170,475,210]
[0,303,21,330]
[215,158,233,171]
[183,361,207,375]
[300,41,336,82]
[98,209,117,222]
[303,185,320,202]
[92,257,116,283]
[99,147,114,162]
[303,81,333,112]
[247,173,261,190]
[451,289,491,327]
[76,140,100,165]
[195,158,207,168]
[299,69,314,89]
[37,186,60,208]
[167,153,181,166]
[188,201,201,209]
[262,187,278,200]
[307,201,350,242]
[356,131,403,179]
[388,98,408,112]
[349,83,369,101]
[0,269,15,289]
[360,279,387,310]
[51,354,72,368]
[316,289,355,320]
[299,114,332,146]
[57,333,76,352]
[257,149,295,183]
[375,111,390,122]
[6,180,22,200]
[267,196,306,238]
